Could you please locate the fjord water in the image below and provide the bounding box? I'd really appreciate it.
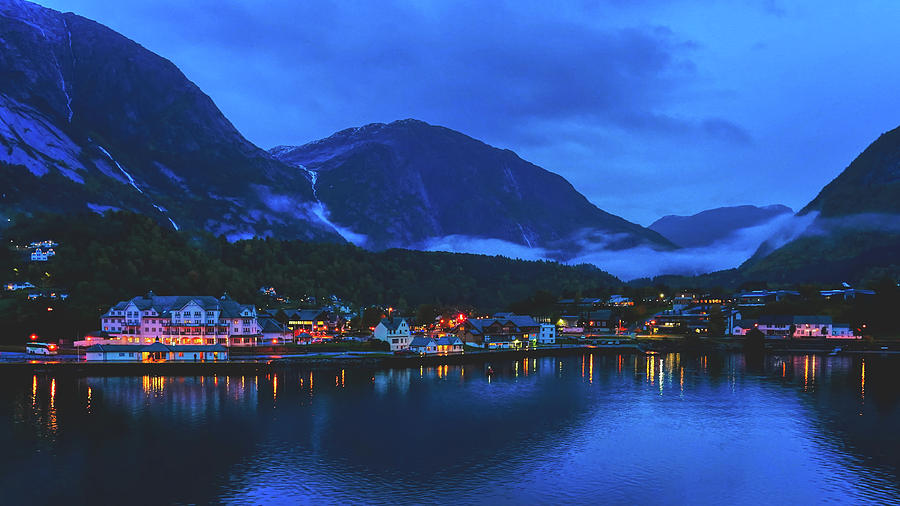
[2,353,898,505]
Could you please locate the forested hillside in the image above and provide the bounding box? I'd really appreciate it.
[0,212,620,342]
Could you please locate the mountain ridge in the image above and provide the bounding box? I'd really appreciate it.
[270,118,675,256]
[649,204,793,248]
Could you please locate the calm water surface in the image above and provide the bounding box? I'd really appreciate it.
[1,353,899,505]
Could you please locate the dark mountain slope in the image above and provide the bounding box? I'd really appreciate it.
[649,204,793,248]
[0,0,338,241]
[271,119,674,255]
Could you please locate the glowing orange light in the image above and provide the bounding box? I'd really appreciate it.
[30,333,38,341]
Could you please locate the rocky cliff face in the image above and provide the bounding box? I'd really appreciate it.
[271,119,674,256]
[0,0,339,241]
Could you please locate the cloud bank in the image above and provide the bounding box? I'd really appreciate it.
[422,212,818,280]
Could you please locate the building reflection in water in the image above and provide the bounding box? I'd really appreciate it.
[6,353,891,454]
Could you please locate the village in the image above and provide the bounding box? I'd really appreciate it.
[9,284,887,363]
[3,238,893,363]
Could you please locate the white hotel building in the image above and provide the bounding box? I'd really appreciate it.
[100,292,261,346]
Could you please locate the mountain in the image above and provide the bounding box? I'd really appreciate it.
[1,1,672,259]
[270,119,674,256]
[800,126,900,218]
[0,0,339,241]
[649,204,793,248]
[738,125,900,284]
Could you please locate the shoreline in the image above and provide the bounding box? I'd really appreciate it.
[3,340,899,377]
[0,345,645,376]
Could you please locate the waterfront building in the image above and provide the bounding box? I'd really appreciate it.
[409,336,437,354]
[454,314,540,349]
[84,343,229,362]
[756,315,860,339]
[436,335,464,353]
[408,335,464,355]
[374,317,411,351]
[100,292,260,347]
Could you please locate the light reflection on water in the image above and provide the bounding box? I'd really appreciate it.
[0,352,898,505]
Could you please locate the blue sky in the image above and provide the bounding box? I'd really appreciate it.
[38,0,900,224]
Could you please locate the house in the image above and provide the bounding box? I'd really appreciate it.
[647,305,712,335]
[831,324,855,338]
[454,314,540,349]
[28,240,57,249]
[281,308,344,336]
[30,248,56,261]
[100,291,260,347]
[731,319,758,336]
[555,297,605,312]
[791,316,834,337]
[374,317,411,351]
[820,288,876,301]
[538,323,556,344]
[409,335,464,355]
[409,336,437,354]
[4,281,35,291]
[586,310,615,334]
[756,315,858,339]
[260,317,292,345]
[84,343,229,362]
[556,315,583,334]
[74,331,120,348]
[436,335,464,353]
[735,290,800,307]
[608,295,634,307]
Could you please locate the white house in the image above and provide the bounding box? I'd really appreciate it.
[756,315,859,339]
[30,248,56,261]
[409,336,437,354]
[538,323,556,344]
[409,335,464,355]
[374,317,411,351]
[831,324,855,338]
